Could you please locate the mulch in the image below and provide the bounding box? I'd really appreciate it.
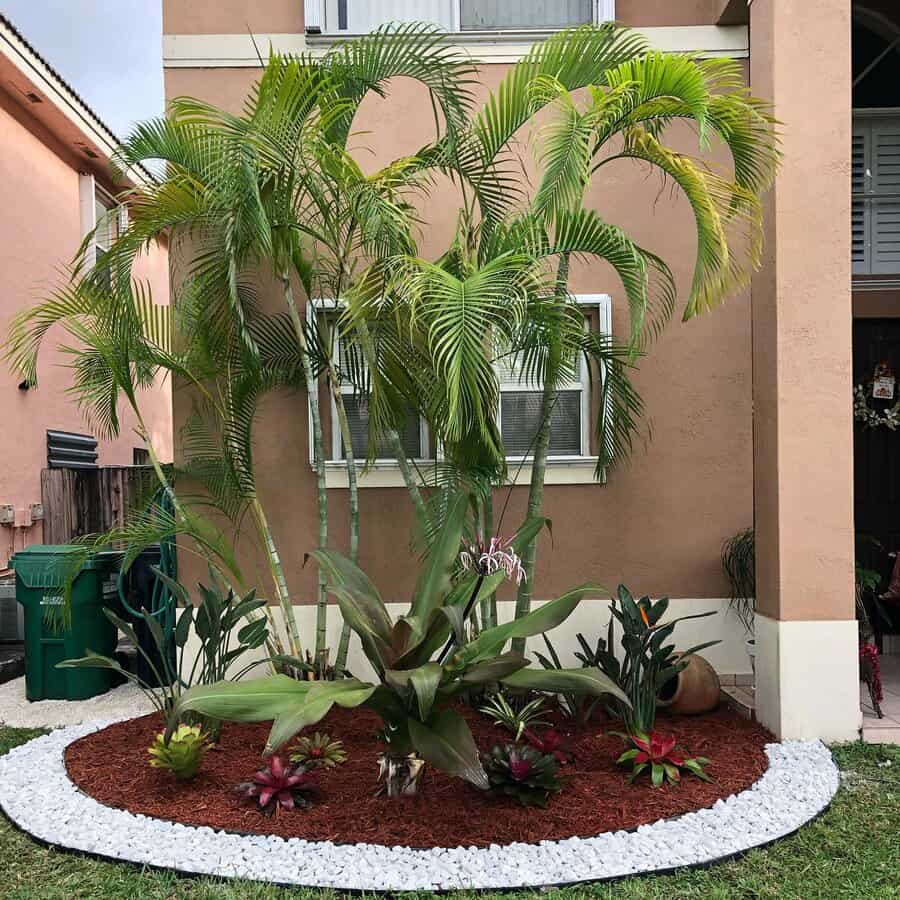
[64,704,772,849]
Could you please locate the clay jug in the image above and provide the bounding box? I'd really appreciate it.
[657,654,720,715]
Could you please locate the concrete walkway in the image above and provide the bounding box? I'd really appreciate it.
[862,653,900,744]
[0,676,152,729]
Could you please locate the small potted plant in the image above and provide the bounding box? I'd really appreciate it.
[722,528,756,674]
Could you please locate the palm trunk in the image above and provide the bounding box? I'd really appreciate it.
[280,270,329,665]
[388,429,427,521]
[353,318,427,522]
[331,378,358,672]
[510,254,570,655]
[134,409,288,662]
[480,490,498,630]
[250,497,302,660]
[510,378,555,655]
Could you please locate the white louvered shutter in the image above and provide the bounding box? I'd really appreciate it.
[852,126,869,274]
[871,120,900,275]
[853,118,900,276]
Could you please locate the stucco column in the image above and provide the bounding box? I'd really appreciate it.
[750,0,860,740]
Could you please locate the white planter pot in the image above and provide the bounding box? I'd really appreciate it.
[745,637,757,682]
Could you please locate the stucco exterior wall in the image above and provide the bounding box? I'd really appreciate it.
[164,59,755,614]
[0,91,172,565]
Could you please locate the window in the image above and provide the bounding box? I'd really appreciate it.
[332,328,428,461]
[93,187,126,287]
[460,0,592,31]
[309,301,430,464]
[308,1,613,35]
[853,116,900,276]
[133,447,150,466]
[313,295,610,482]
[496,294,607,461]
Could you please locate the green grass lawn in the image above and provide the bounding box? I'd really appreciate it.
[0,727,897,900]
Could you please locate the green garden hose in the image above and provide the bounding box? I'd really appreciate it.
[117,487,178,645]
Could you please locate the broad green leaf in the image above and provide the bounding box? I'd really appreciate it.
[462,583,601,663]
[176,674,312,723]
[408,708,489,789]
[459,651,528,684]
[174,606,193,648]
[266,679,376,751]
[57,653,126,673]
[507,516,551,555]
[394,569,506,668]
[409,490,469,626]
[307,549,394,668]
[501,665,630,706]
[404,662,443,720]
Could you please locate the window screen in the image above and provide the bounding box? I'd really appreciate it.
[340,396,422,460]
[500,390,582,456]
[460,0,592,31]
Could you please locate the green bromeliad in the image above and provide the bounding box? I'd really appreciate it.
[175,491,628,792]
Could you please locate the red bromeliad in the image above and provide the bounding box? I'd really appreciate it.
[237,755,315,815]
[616,731,711,787]
[525,728,571,764]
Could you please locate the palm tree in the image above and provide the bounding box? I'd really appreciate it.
[11,25,479,672]
[3,272,257,625]
[349,25,779,647]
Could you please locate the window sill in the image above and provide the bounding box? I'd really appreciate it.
[304,25,748,62]
[321,458,605,489]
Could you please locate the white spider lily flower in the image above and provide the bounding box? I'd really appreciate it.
[459,535,526,585]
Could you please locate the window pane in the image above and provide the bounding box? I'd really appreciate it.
[501,390,581,456]
[94,193,119,251]
[460,0,591,30]
[341,396,422,459]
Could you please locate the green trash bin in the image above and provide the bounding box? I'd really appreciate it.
[10,545,122,701]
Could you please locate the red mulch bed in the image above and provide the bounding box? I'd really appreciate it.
[65,705,772,849]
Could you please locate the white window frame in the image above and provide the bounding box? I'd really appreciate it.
[306,1,615,36]
[313,294,612,487]
[307,299,431,469]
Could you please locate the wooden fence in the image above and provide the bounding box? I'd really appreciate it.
[40,466,154,544]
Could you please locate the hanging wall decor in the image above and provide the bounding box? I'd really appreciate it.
[854,362,900,430]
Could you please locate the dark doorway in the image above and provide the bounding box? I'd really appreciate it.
[854,317,900,638]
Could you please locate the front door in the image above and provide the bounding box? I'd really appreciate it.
[854,317,900,637]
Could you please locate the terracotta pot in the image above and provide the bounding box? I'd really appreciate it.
[657,654,721,715]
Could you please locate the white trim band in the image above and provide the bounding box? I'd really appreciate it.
[0,724,836,891]
[323,457,605,488]
[163,25,750,68]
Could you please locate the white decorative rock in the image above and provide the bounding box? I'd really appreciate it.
[0,721,839,891]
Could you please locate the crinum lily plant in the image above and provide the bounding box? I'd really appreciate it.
[176,492,627,794]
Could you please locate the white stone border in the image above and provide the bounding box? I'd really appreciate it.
[0,721,838,891]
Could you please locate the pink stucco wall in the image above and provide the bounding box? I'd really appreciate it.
[0,93,172,567]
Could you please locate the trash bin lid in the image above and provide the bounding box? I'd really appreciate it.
[10,545,122,588]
